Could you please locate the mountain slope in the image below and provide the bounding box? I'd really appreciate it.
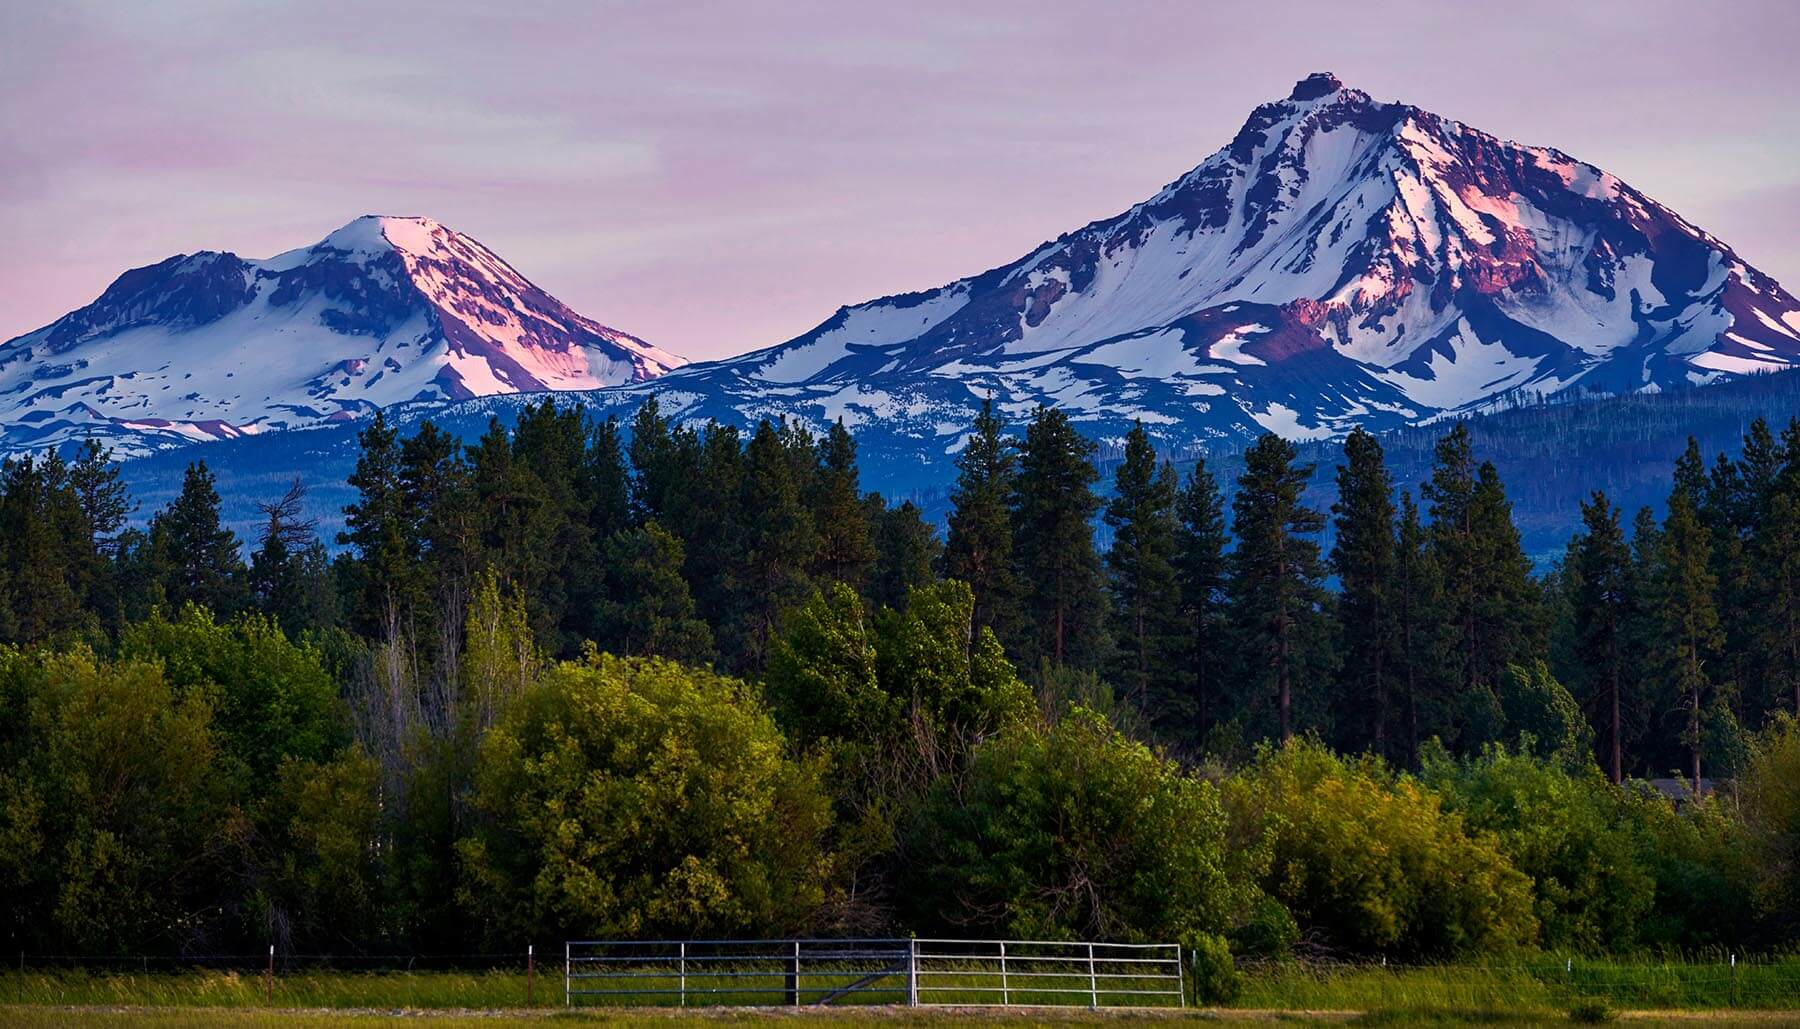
[580,71,1800,455]
[0,215,682,454]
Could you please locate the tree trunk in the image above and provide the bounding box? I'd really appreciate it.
[1689,638,1703,794]
[1136,603,1148,708]
[1620,662,1634,784]
[1276,550,1291,743]
[1372,596,1387,759]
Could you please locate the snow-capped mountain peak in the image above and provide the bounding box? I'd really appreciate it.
[615,72,1800,459]
[0,216,683,453]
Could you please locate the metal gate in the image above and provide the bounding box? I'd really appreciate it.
[912,938,1183,1008]
[564,938,912,1007]
[564,937,1184,1009]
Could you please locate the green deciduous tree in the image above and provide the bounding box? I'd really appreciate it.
[459,653,834,941]
[905,708,1259,942]
[1224,739,1536,957]
[1423,744,1655,952]
[0,647,226,951]
[121,605,344,792]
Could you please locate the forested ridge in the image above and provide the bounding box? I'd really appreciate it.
[3,395,1800,979]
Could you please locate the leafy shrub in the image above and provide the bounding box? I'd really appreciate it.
[1225,739,1537,957]
[1625,786,1757,947]
[1497,661,1592,766]
[904,708,1261,942]
[458,653,833,941]
[1185,931,1241,1005]
[1741,714,1800,936]
[1423,744,1656,952]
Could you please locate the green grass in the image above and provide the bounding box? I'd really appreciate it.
[0,968,549,1009]
[2,956,1797,1023]
[0,965,1182,1011]
[1233,955,1800,1013]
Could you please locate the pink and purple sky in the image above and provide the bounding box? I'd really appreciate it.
[3,0,1796,362]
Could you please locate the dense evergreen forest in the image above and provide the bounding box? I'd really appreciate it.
[3,396,1799,979]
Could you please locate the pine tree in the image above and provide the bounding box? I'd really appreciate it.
[1229,433,1327,742]
[1174,458,1229,745]
[67,439,132,629]
[1704,439,1757,730]
[250,479,336,637]
[1394,490,1451,764]
[483,400,595,654]
[1753,419,1800,722]
[339,410,414,635]
[734,419,818,669]
[1622,505,1663,775]
[810,420,878,592]
[870,499,941,611]
[151,460,247,615]
[627,395,683,524]
[597,521,714,665]
[585,416,632,541]
[1330,427,1399,760]
[1752,481,1800,723]
[1103,423,1182,712]
[682,423,746,651]
[1572,490,1630,782]
[1654,474,1724,787]
[0,453,84,641]
[945,398,1020,642]
[1422,423,1539,741]
[1010,405,1105,670]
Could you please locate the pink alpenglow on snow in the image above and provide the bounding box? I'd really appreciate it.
[0,216,684,453]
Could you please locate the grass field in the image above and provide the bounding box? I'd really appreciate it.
[0,956,1795,1024]
[1234,955,1800,1012]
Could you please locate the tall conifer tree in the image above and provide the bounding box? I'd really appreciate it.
[1103,423,1182,711]
[1394,490,1450,763]
[1010,405,1105,670]
[870,499,940,612]
[945,398,1020,642]
[1330,427,1398,759]
[1174,458,1229,744]
[1422,423,1538,741]
[1654,458,1724,787]
[734,419,818,669]
[1572,491,1630,782]
[152,460,247,615]
[810,420,877,593]
[1229,433,1327,742]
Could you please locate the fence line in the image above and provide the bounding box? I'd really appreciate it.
[563,937,1186,1009]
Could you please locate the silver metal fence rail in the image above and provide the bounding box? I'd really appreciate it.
[911,938,1184,1009]
[565,938,914,1008]
[564,937,1183,1009]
